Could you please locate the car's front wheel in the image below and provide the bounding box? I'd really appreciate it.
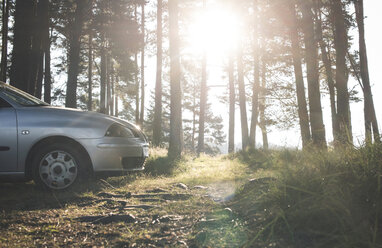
[32,143,88,190]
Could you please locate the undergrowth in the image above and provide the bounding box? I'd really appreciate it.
[230,144,382,248]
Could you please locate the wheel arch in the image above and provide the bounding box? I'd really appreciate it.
[25,136,94,179]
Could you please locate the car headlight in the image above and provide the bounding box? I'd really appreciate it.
[105,123,137,138]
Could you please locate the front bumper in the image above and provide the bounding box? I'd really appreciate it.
[79,137,149,172]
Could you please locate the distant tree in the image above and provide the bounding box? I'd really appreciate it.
[10,0,34,93]
[197,0,207,155]
[259,56,268,149]
[87,32,93,110]
[300,0,327,148]
[100,33,107,113]
[42,0,52,104]
[65,0,89,108]
[228,55,235,153]
[332,0,352,145]
[314,0,339,144]
[237,41,249,150]
[287,0,311,148]
[249,0,260,148]
[139,1,145,125]
[0,0,10,82]
[152,0,163,146]
[168,0,183,158]
[353,0,380,143]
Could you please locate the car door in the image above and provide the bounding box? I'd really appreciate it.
[0,97,18,172]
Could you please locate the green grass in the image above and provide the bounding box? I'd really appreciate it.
[230,144,382,248]
[2,146,381,247]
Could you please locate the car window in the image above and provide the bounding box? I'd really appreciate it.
[1,86,49,107]
[0,97,12,108]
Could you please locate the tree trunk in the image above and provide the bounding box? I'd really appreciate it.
[168,0,183,158]
[288,2,311,148]
[10,0,34,92]
[65,0,88,108]
[314,1,339,144]
[192,81,196,152]
[110,66,115,116]
[28,0,44,97]
[135,52,140,124]
[35,54,44,99]
[300,0,327,148]
[115,77,119,117]
[0,0,10,82]
[259,58,268,150]
[139,2,145,125]
[237,41,249,150]
[152,0,163,146]
[42,0,51,104]
[197,0,207,155]
[106,54,111,115]
[332,0,352,145]
[228,54,235,153]
[354,0,380,143]
[44,35,51,104]
[249,0,260,148]
[134,5,140,125]
[87,32,93,111]
[100,34,106,114]
[197,50,207,155]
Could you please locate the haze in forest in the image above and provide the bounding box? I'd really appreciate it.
[1,0,381,154]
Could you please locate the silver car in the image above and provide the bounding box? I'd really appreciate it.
[0,82,149,190]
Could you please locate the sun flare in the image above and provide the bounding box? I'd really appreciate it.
[186,7,242,59]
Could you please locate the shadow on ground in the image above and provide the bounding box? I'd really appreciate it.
[0,175,139,212]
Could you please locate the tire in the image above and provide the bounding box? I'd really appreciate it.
[31,143,89,190]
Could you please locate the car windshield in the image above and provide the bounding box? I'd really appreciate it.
[0,83,49,107]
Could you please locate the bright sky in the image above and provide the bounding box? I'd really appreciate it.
[147,1,382,151]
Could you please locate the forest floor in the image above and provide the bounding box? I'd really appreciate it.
[0,150,271,247]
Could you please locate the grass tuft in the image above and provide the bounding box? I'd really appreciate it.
[230,143,382,248]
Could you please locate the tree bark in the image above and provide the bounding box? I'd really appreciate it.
[44,35,51,104]
[259,57,268,150]
[42,0,51,104]
[29,0,44,97]
[134,5,140,125]
[135,52,140,124]
[197,0,207,156]
[115,77,119,117]
[0,0,10,82]
[152,0,163,146]
[10,0,34,92]
[106,53,111,115]
[237,41,249,150]
[354,0,380,143]
[87,32,93,111]
[314,1,339,144]
[100,34,106,114]
[168,0,183,158]
[249,0,260,148]
[288,1,311,148]
[192,80,196,152]
[332,0,352,144]
[65,0,88,108]
[300,0,327,148]
[228,54,235,153]
[139,2,145,125]
[110,64,115,116]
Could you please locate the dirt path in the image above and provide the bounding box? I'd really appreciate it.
[0,154,257,247]
[0,180,244,247]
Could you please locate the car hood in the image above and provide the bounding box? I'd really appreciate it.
[16,106,140,139]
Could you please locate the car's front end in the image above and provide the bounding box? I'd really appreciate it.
[1,81,150,190]
[79,121,149,173]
